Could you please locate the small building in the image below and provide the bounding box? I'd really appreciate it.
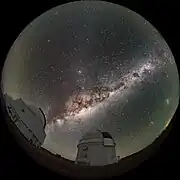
[75,128,117,166]
[4,94,46,147]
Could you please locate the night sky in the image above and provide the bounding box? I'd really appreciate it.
[2,1,179,160]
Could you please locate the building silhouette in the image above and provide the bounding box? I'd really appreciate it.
[4,94,46,147]
[75,128,117,166]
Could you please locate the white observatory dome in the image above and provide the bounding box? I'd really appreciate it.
[76,128,117,166]
[80,128,103,142]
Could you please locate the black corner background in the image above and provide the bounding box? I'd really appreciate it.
[1,0,179,179]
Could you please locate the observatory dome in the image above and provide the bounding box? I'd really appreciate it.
[79,128,114,144]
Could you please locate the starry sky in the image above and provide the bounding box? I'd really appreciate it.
[2,1,179,160]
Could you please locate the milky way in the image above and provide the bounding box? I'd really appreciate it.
[51,47,165,129]
[2,1,179,160]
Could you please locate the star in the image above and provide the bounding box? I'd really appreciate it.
[2,1,178,162]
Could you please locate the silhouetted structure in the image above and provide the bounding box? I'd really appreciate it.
[4,94,46,147]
